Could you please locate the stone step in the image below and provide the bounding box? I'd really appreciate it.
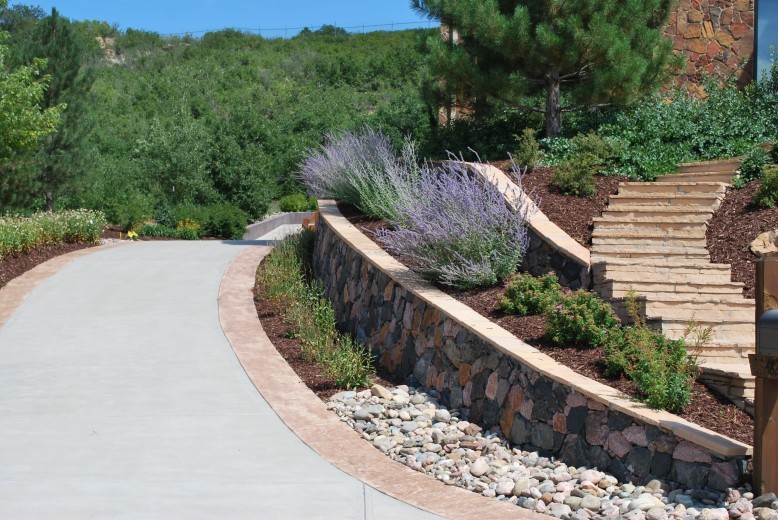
[593,270,735,287]
[592,228,707,239]
[593,213,710,230]
[591,257,732,271]
[674,158,741,174]
[595,281,745,297]
[602,205,714,218]
[658,319,756,343]
[698,362,755,414]
[660,172,735,184]
[617,181,728,195]
[591,245,710,260]
[591,236,707,248]
[607,193,723,207]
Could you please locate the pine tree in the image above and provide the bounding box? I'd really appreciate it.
[412,0,681,137]
[14,8,96,210]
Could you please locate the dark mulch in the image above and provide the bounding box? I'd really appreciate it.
[491,162,628,247]
[338,199,754,445]
[707,179,778,299]
[0,242,94,289]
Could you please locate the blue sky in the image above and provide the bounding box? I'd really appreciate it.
[9,1,433,36]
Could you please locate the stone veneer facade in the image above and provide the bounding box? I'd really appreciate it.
[666,0,756,94]
[312,200,750,490]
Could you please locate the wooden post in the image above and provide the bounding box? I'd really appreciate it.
[753,257,778,495]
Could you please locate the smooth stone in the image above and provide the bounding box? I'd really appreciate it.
[470,457,490,477]
[581,495,602,511]
[698,508,729,520]
[548,503,573,518]
[754,495,778,509]
[354,408,371,421]
[370,384,393,400]
[410,394,427,405]
[496,480,515,496]
[434,409,451,423]
[565,496,583,509]
[754,508,778,520]
[629,495,664,512]
[646,507,668,520]
[400,421,419,433]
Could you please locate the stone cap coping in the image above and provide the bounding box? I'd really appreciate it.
[0,242,127,329]
[318,199,752,458]
[219,245,544,520]
[466,162,591,268]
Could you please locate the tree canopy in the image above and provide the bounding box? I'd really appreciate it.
[412,0,681,137]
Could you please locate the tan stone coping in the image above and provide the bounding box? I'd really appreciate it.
[317,199,752,458]
[218,245,543,520]
[0,242,127,329]
[467,162,591,268]
[676,158,743,168]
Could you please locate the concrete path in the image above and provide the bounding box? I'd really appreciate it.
[0,241,441,519]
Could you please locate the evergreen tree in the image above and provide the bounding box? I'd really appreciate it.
[14,8,96,210]
[412,0,681,137]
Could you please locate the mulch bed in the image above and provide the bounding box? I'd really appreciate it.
[336,194,755,445]
[707,178,778,299]
[491,162,627,246]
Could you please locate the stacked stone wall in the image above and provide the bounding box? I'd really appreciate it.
[312,206,749,489]
[664,0,754,93]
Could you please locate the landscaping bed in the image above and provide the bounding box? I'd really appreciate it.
[707,178,778,299]
[337,201,754,446]
[0,242,94,288]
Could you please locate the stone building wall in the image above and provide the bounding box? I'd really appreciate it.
[665,0,756,94]
[312,203,749,490]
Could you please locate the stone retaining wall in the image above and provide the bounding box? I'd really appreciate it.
[312,200,751,490]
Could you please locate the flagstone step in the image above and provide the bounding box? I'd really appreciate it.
[603,205,715,218]
[592,227,707,239]
[591,245,711,259]
[607,193,724,207]
[662,172,735,184]
[591,257,732,270]
[674,158,741,174]
[591,236,707,248]
[595,281,745,297]
[618,181,728,195]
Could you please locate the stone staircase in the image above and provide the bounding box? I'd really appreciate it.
[591,158,756,413]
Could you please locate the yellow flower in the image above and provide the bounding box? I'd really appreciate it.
[126,231,138,241]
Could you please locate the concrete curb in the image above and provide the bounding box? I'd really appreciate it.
[218,246,545,520]
[243,212,314,240]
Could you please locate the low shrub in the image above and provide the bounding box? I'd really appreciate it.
[137,222,177,238]
[545,290,620,348]
[175,218,201,240]
[753,166,778,208]
[551,153,599,197]
[736,145,770,186]
[499,272,565,316]
[299,126,419,221]
[603,290,701,413]
[279,193,318,212]
[377,160,532,289]
[256,231,374,389]
[569,132,623,172]
[513,128,543,171]
[0,210,106,260]
[200,203,248,239]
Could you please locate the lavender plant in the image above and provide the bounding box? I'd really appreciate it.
[377,160,533,289]
[298,126,419,221]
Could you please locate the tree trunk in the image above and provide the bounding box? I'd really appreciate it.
[545,70,562,138]
[45,191,54,212]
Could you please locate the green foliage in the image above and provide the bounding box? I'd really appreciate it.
[737,145,770,185]
[256,231,374,389]
[498,272,564,316]
[753,167,778,209]
[545,290,620,348]
[569,132,623,172]
[198,203,248,240]
[413,0,679,137]
[551,153,599,197]
[0,209,106,260]
[512,128,543,171]
[0,39,63,162]
[603,290,700,413]
[137,222,176,238]
[279,193,318,212]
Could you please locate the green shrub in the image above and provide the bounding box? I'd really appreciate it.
[545,290,620,348]
[603,290,701,413]
[499,272,565,316]
[137,222,177,238]
[513,128,543,171]
[322,335,374,390]
[279,193,318,212]
[174,217,202,240]
[200,203,248,239]
[570,131,623,171]
[754,167,778,208]
[737,145,770,185]
[771,141,778,164]
[551,153,599,197]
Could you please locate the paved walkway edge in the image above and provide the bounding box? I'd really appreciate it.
[0,242,128,328]
[218,246,544,520]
